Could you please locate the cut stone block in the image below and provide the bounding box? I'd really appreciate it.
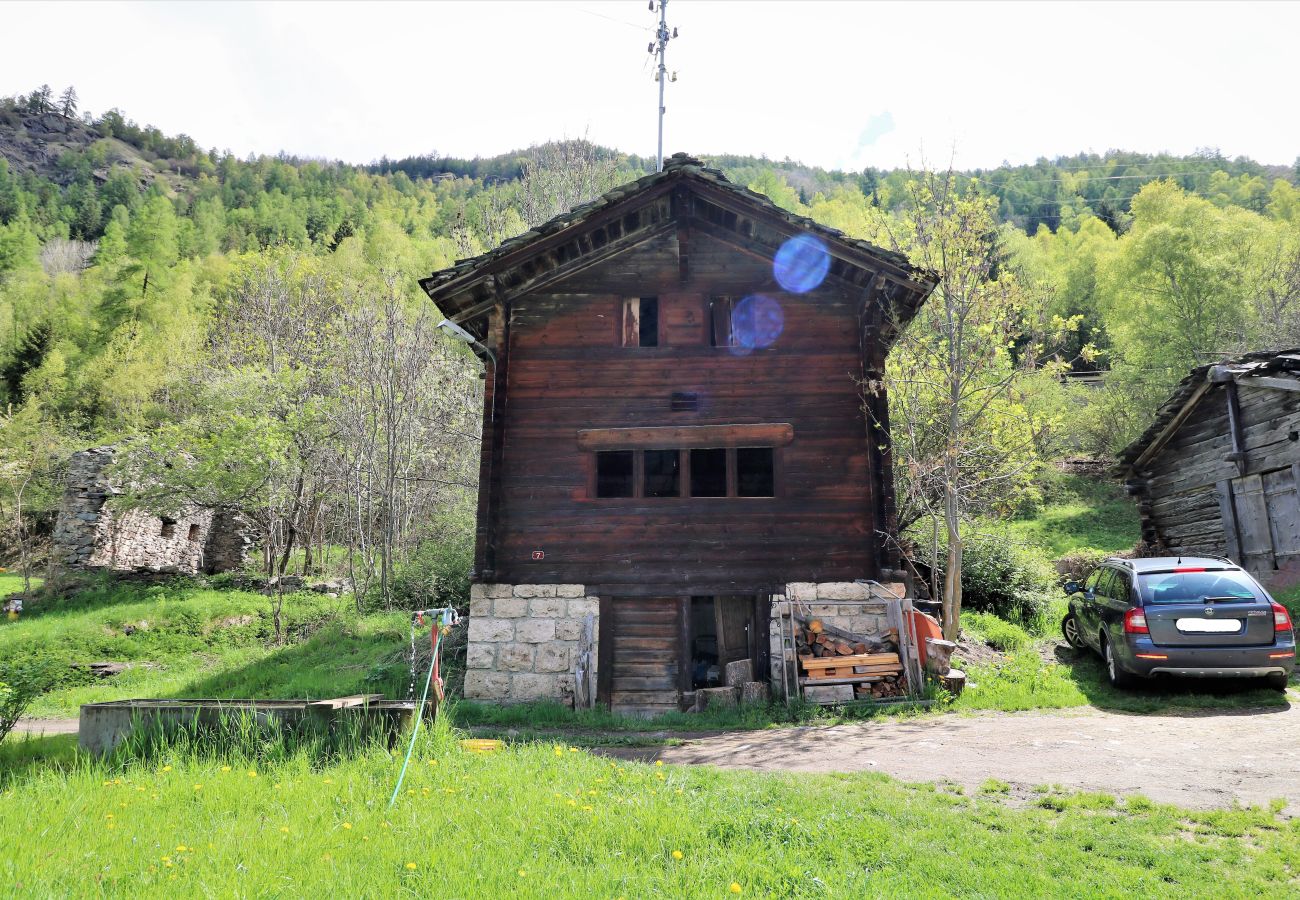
[567,598,599,618]
[494,596,528,618]
[513,584,556,599]
[468,617,513,643]
[555,584,585,598]
[528,597,566,617]
[802,684,854,703]
[515,618,556,644]
[511,673,557,700]
[740,681,769,705]
[486,584,514,599]
[498,643,535,672]
[469,596,492,618]
[724,659,753,687]
[697,686,739,709]
[818,582,869,601]
[466,643,496,669]
[535,644,571,673]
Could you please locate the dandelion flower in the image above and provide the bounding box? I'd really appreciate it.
[105,814,114,820]
[161,765,173,773]
[220,766,232,773]
[675,789,683,795]
[405,862,418,870]
[554,747,565,757]
[568,747,579,753]
[582,805,593,811]
[193,784,203,791]
[656,773,665,781]
[587,790,597,796]
[362,836,370,842]
[247,771,258,778]
[567,799,577,807]
[518,869,527,877]
[730,883,742,894]
[672,850,684,860]
[176,845,187,852]
[342,823,352,830]
[323,778,334,785]
[280,827,290,834]
[655,760,664,767]
[427,759,438,766]
[164,860,173,868]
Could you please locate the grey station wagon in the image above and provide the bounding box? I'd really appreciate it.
[1062,557,1295,691]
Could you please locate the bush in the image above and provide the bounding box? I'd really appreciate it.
[1055,546,1110,581]
[0,659,59,741]
[929,527,1057,631]
[379,538,473,613]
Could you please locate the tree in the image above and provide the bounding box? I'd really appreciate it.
[29,84,53,114]
[0,404,65,596]
[866,169,1068,641]
[58,86,78,118]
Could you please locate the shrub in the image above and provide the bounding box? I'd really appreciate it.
[1055,546,1110,581]
[0,659,59,742]
[379,538,473,613]
[928,527,1057,631]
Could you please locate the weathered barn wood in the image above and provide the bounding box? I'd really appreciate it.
[423,154,936,713]
[1117,350,1300,587]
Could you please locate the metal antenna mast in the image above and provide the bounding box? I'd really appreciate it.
[649,0,677,172]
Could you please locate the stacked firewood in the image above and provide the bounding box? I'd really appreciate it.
[795,617,908,702]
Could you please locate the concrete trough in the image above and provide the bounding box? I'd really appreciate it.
[79,696,417,757]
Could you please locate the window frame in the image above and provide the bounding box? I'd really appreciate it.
[588,447,779,500]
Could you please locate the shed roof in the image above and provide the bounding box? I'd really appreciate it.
[419,152,937,332]
[1116,348,1300,473]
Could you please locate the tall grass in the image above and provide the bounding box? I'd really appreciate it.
[2,718,1297,896]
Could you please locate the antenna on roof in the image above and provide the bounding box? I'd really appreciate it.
[649,0,677,172]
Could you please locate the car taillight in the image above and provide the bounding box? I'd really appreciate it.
[1272,601,1294,633]
[1124,608,1149,634]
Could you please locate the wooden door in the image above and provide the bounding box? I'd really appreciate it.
[605,597,681,717]
[714,597,753,669]
[1263,466,1300,571]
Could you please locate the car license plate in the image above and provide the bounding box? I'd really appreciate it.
[1176,618,1242,633]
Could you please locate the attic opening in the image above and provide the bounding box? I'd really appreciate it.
[622,297,659,347]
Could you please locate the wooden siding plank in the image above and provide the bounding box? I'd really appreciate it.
[577,423,794,451]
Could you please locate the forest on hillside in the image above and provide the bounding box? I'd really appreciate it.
[2,83,1299,608]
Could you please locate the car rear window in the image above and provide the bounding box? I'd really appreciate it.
[1138,570,1263,604]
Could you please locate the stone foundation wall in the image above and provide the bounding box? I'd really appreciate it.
[51,447,253,576]
[464,584,597,705]
[767,581,905,697]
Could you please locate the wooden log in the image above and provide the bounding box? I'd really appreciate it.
[940,669,966,697]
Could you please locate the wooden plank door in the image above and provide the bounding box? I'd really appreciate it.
[715,597,752,669]
[606,597,681,717]
[1233,474,1276,575]
[1264,466,1300,571]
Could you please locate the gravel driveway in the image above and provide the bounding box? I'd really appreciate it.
[609,703,1300,812]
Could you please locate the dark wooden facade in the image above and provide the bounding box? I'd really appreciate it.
[1118,350,1300,586]
[422,154,935,711]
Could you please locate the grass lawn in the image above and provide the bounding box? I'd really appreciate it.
[1005,473,1140,558]
[0,577,414,717]
[2,722,1298,897]
[0,572,41,597]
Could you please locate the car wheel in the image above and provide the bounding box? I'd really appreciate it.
[1264,672,1290,693]
[1103,636,1135,689]
[1061,613,1087,650]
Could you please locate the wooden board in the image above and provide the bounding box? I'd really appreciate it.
[578,423,794,450]
[608,597,680,715]
[799,653,898,668]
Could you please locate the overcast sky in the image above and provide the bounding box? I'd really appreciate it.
[3,1,1297,171]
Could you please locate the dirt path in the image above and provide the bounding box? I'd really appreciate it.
[11,718,79,736]
[603,703,1300,812]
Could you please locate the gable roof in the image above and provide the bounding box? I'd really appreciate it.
[1116,348,1300,473]
[419,152,937,338]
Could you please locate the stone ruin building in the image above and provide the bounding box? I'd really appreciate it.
[51,447,252,576]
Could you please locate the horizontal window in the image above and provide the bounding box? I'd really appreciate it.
[591,447,776,499]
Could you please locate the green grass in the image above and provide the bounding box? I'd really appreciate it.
[1006,473,1140,558]
[961,611,1034,652]
[953,648,1293,714]
[0,572,40,597]
[2,722,1298,897]
[0,577,414,717]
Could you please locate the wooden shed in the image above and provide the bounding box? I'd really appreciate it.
[1117,350,1300,587]
[421,153,936,714]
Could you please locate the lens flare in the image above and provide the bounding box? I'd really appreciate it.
[773,234,830,294]
[729,294,784,354]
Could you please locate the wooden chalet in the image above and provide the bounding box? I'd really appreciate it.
[1118,350,1300,587]
[421,153,937,714]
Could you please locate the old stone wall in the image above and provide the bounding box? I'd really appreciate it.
[767,581,904,698]
[464,583,597,705]
[51,447,253,576]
